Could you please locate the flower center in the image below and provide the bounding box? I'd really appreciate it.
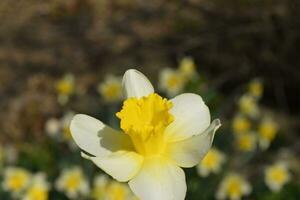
[105,85,120,96]
[107,183,128,200]
[259,123,276,140]
[57,80,73,95]
[27,187,47,200]
[167,75,181,89]
[228,179,242,198]
[270,167,287,183]
[66,175,81,190]
[116,93,174,156]
[202,150,219,169]
[8,174,27,191]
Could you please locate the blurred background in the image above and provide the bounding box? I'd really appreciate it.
[0,0,299,199]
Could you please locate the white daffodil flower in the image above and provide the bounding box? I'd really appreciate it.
[265,162,290,192]
[258,118,278,150]
[248,78,264,99]
[232,114,251,135]
[70,69,221,200]
[216,173,251,200]
[98,74,123,103]
[197,148,226,177]
[2,167,31,197]
[92,174,137,200]
[55,166,89,199]
[158,68,185,97]
[56,74,75,105]
[23,173,50,200]
[235,132,257,152]
[178,57,197,80]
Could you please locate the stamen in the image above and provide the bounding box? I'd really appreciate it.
[116,93,173,155]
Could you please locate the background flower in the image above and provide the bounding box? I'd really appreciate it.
[265,162,291,192]
[258,118,278,150]
[23,173,50,200]
[158,68,185,97]
[55,166,89,199]
[197,148,226,177]
[216,173,251,200]
[2,167,31,197]
[235,132,256,152]
[56,74,75,105]
[98,75,123,103]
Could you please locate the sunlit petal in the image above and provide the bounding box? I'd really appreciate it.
[165,93,211,142]
[83,151,143,182]
[129,156,186,200]
[70,114,133,157]
[123,69,154,98]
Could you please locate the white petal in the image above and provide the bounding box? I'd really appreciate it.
[166,119,221,168]
[129,157,186,200]
[123,69,154,98]
[70,114,133,157]
[165,93,211,142]
[84,151,144,182]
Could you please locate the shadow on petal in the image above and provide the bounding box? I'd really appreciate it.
[98,127,134,153]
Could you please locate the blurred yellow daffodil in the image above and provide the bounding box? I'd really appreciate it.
[158,68,185,97]
[23,173,50,200]
[232,114,251,135]
[91,175,108,200]
[106,181,136,200]
[2,167,31,196]
[70,69,221,200]
[56,74,75,105]
[197,148,226,177]
[55,166,89,199]
[216,173,251,200]
[258,118,278,150]
[238,94,259,118]
[265,162,290,192]
[178,57,197,80]
[98,75,123,103]
[236,132,256,152]
[248,79,263,99]
[92,175,137,200]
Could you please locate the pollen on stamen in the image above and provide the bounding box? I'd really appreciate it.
[116,93,174,154]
